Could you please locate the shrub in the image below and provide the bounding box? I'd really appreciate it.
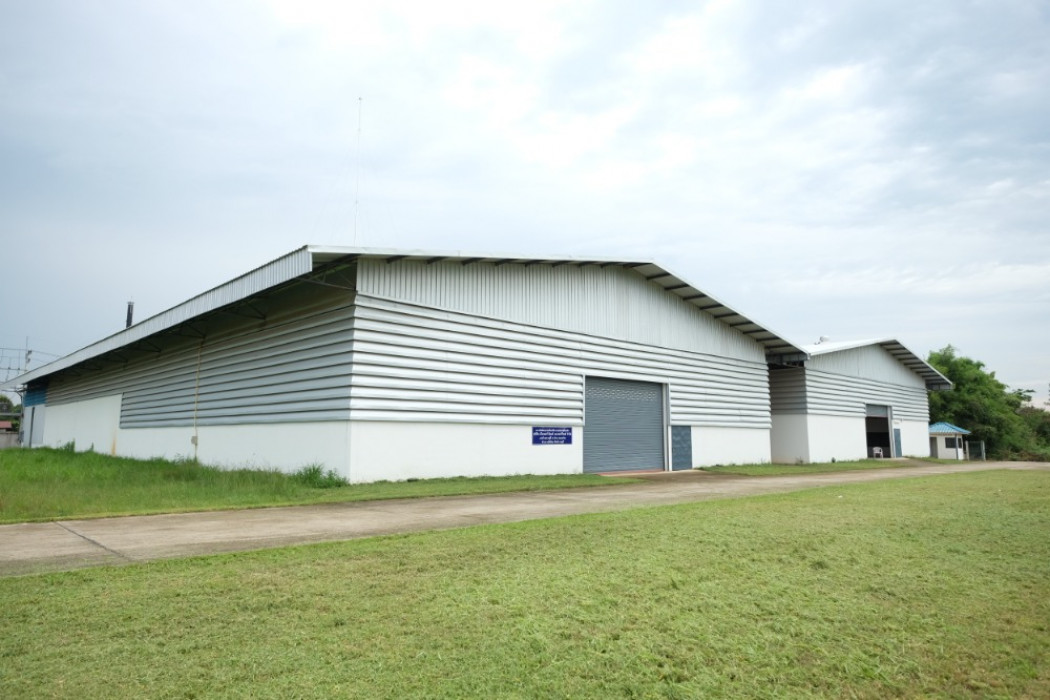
[291,464,347,489]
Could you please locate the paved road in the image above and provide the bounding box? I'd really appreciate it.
[2,460,1046,577]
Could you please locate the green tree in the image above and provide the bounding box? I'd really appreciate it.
[1019,403,1050,447]
[927,346,1048,460]
[0,395,19,433]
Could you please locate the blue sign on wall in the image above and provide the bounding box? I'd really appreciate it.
[532,427,572,445]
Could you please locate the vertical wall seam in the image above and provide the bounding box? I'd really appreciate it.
[192,339,203,459]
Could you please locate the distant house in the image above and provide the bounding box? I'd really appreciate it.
[929,422,970,460]
[769,339,952,463]
[0,420,16,449]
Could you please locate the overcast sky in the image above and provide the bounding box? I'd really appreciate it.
[2,0,1048,406]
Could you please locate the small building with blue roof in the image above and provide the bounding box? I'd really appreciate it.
[929,421,971,460]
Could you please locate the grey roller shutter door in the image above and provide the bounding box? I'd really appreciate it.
[583,377,665,473]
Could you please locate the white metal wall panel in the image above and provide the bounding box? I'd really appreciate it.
[27,406,45,447]
[807,345,926,389]
[44,286,355,427]
[351,295,771,428]
[356,259,764,363]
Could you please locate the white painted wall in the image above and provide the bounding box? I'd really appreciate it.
[40,392,353,475]
[691,426,770,466]
[930,434,965,459]
[42,394,122,454]
[770,414,810,463]
[118,422,353,475]
[115,425,197,462]
[348,421,582,483]
[26,405,46,447]
[807,414,868,463]
[897,419,930,458]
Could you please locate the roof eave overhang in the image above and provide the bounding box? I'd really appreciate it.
[876,339,953,391]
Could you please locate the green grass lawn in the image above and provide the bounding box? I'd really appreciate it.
[2,470,1047,698]
[702,458,925,476]
[0,448,632,523]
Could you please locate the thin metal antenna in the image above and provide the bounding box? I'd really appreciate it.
[353,96,363,245]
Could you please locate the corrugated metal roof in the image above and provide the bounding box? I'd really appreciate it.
[802,338,952,391]
[929,421,970,435]
[1,245,805,391]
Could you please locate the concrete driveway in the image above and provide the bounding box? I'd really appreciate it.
[2,460,1046,577]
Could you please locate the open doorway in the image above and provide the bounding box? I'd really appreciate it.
[865,404,892,458]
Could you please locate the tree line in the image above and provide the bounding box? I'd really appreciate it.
[928,346,1050,461]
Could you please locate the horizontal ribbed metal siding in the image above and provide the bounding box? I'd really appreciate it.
[800,370,930,421]
[23,382,48,407]
[807,345,926,389]
[44,287,355,427]
[356,259,764,363]
[351,295,770,428]
[769,367,807,413]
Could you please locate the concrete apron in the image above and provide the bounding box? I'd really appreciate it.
[2,461,1046,577]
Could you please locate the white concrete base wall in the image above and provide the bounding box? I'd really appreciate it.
[37,396,790,481]
[691,426,770,466]
[348,421,582,483]
[42,395,122,454]
[899,419,931,457]
[770,414,810,464]
[807,414,868,463]
[116,426,197,462]
[931,435,965,460]
[39,393,353,476]
[118,422,353,476]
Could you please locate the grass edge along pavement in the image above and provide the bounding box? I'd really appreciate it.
[0,448,639,523]
[1,449,952,523]
[700,458,942,477]
[1,469,1047,698]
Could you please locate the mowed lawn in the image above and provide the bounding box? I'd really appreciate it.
[2,470,1048,698]
[0,448,629,522]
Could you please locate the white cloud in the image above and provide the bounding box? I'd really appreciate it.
[2,0,1048,403]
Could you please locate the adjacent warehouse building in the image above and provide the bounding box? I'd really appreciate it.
[769,339,952,463]
[4,246,805,482]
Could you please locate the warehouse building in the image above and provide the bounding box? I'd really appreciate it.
[4,246,805,481]
[769,339,951,463]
